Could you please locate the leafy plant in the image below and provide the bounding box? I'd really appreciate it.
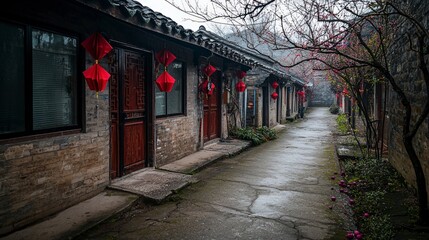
[329,103,340,114]
[336,114,349,134]
[256,126,277,141]
[342,157,415,238]
[230,126,277,145]
[360,214,395,240]
[344,158,404,192]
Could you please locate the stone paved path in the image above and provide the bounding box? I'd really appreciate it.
[78,107,345,240]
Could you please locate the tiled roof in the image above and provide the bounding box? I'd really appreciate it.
[75,0,257,67]
[76,0,306,86]
[196,26,306,86]
[195,26,289,79]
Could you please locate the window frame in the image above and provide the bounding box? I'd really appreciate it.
[0,19,83,140]
[155,59,187,118]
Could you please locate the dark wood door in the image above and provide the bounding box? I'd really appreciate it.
[262,86,269,127]
[203,73,221,142]
[109,47,147,179]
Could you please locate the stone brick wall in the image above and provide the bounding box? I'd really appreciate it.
[309,74,334,107]
[387,0,429,203]
[0,85,110,235]
[155,63,200,167]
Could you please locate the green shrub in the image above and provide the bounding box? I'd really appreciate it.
[336,114,349,134]
[256,126,277,141]
[344,158,404,192]
[360,214,394,240]
[343,157,408,239]
[230,126,277,145]
[329,103,340,114]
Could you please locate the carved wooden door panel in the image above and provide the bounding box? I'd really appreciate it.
[109,49,120,179]
[203,73,221,142]
[110,48,147,179]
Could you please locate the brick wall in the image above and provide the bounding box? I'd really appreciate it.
[0,86,109,235]
[387,0,429,203]
[309,74,334,107]
[155,64,200,167]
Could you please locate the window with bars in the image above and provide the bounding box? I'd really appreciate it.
[0,21,79,138]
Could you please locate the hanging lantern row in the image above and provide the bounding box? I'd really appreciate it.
[155,49,176,92]
[235,70,247,92]
[81,32,113,98]
[271,91,279,100]
[199,63,217,95]
[271,81,279,89]
[200,79,215,95]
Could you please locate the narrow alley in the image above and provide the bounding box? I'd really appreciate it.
[78,107,345,240]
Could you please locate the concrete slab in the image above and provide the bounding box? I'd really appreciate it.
[159,140,250,174]
[159,150,225,174]
[109,169,195,202]
[2,190,138,240]
[336,144,364,159]
[272,124,287,133]
[204,139,251,154]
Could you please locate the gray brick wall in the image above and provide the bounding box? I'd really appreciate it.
[387,0,429,202]
[155,64,200,167]
[0,85,110,235]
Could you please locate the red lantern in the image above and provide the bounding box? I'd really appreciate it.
[203,64,217,78]
[81,32,113,97]
[343,87,349,95]
[297,90,305,102]
[271,81,279,89]
[200,64,217,95]
[156,49,176,66]
[271,92,278,100]
[81,32,113,60]
[237,70,246,80]
[236,70,247,92]
[199,79,215,95]
[236,81,246,92]
[83,64,111,93]
[156,72,175,93]
[155,49,177,92]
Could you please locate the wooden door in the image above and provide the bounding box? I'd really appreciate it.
[203,73,221,142]
[262,86,269,127]
[109,47,147,179]
[286,87,291,117]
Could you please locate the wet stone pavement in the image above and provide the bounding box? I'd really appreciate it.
[78,107,347,240]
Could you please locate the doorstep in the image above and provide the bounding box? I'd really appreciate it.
[1,190,139,240]
[159,139,251,175]
[108,168,196,203]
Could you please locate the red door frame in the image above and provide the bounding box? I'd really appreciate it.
[109,43,153,179]
[203,72,221,142]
